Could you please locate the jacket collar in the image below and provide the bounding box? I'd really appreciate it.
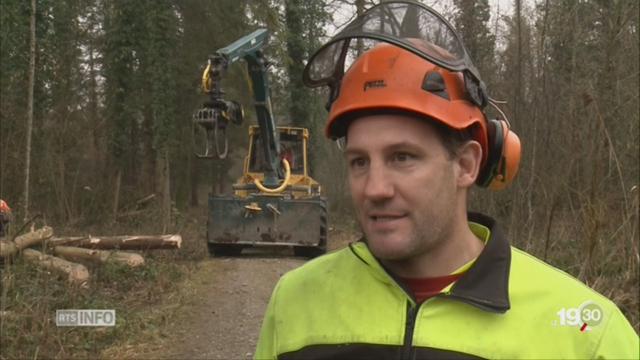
[348,212,511,313]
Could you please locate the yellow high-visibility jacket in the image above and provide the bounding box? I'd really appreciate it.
[255,213,639,359]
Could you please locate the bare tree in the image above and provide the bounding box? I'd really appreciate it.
[23,0,36,221]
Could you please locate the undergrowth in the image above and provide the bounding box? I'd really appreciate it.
[0,207,205,360]
[0,255,184,359]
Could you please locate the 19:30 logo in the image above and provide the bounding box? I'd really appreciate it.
[555,301,603,329]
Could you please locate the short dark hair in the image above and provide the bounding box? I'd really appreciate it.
[427,118,475,159]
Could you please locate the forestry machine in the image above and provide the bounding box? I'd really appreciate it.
[192,29,327,258]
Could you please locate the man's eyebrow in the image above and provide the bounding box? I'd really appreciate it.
[384,141,424,152]
[343,148,365,157]
[344,141,424,156]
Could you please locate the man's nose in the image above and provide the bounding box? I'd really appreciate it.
[363,162,394,201]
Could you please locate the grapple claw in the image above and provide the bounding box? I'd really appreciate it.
[192,107,229,159]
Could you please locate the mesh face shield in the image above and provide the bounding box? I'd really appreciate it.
[303,0,488,109]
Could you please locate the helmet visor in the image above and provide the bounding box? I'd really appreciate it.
[303,0,486,106]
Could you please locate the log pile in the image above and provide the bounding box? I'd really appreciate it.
[47,234,181,250]
[0,226,181,286]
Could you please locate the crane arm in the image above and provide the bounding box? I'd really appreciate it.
[201,29,282,187]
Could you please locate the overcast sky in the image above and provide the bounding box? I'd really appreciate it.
[329,0,519,36]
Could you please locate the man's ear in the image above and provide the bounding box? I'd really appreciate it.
[455,140,482,188]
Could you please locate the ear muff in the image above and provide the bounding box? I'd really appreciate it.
[476,119,521,190]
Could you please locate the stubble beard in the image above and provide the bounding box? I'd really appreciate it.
[357,193,459,272]
[358,209,450,263]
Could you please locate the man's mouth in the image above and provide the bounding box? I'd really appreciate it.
[369,214,407,222]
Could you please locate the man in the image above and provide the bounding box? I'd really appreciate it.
[255,2,639,359]
[0,199,11,237]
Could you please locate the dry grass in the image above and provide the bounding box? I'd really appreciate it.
[0,254,187,359]
[0,206,206,359]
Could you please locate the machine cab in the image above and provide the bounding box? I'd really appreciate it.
[237,125,321,198]
[248,127,306,175]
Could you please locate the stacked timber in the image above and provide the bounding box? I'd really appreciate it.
[0,226,181,286]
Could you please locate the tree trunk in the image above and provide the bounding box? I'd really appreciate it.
[52,246,145,267]
[23,0,36,221]
[47,234,182,250]
[112,168,122,222]
[162,150,171,233]
[355,0,365,56]
[143,95,156,191]
[88,41,102,181]
[515,0,522,123]
[22,248,90,286]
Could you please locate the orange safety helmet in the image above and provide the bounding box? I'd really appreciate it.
[0,199,10,214]
[325,43,520,190]
[326,42,484,139]
[304,1,521,190]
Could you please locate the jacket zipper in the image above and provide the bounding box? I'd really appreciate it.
[402,301,417,360]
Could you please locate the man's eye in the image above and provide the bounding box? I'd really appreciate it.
[349,158,367,169]
[393,152,414,162]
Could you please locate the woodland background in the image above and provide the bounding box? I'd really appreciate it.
[1,0,638,334]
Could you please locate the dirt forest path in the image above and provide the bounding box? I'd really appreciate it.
[115,226,357,360]
[158,256,305,359]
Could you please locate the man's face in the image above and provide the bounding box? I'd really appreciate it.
[345,114,461,262]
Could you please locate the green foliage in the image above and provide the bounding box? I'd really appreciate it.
[141,0,179,152]
[453,0,496,86]
[103,0,145,167]
[284,0,329,125]
[0,0,31,200]
[283,0,330,180]
[284,0,307,126]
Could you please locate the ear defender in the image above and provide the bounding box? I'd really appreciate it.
[476,119,521,190]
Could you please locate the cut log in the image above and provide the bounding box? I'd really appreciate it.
[1,226,53,258]
[22,248,89,286]
[14,226,53,249]
[47,234,182,250]
[52,246,145,267]
[0,240,18,258]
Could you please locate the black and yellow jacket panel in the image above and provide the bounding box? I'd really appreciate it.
[255,213,639,359]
